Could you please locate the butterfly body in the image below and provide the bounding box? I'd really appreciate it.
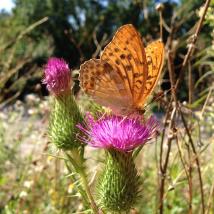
[79,24,164,115]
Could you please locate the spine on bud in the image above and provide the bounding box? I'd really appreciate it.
[49,94,83,150]
[97,150,141,212]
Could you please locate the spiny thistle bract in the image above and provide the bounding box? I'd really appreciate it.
[49,94,83,150]
[43,57,83,150]
[97,150,141,212]
[78,113,159,212]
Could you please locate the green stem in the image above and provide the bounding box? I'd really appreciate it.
[66,151,99,213]
[79,169,100,213]
[65,161,90,207]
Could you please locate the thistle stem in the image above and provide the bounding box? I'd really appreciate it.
[65,161,90,207]
[78,169,100,213]
[66,151,99,213]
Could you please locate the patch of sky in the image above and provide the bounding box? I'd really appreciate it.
[68,7,86,30]
[0,0,15,13]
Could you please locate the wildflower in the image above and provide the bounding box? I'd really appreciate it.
[19,191,28,199]
[23,180,34,189]
[78,113,159,212]
[43,57,72,96]
[68,183,74,194]
[78,113,158,152]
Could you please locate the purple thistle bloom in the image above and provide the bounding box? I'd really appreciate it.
[43,57,72,95]
[77,113,159,152]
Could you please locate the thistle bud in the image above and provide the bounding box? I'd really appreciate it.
[43,57,83,150]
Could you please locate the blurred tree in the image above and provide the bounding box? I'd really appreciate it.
[0,0,213,104]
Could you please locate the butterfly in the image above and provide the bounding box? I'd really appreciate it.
[79,24,164,115]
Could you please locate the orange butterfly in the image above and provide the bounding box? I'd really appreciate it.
[79,24,164,115]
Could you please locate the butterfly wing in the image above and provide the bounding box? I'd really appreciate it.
[137,40,164,107]
[79,59,133,114]
[101,24,148,106]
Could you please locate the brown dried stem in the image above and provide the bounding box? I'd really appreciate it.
[179,107,205,213]
[205,180,214,214]
[158,107,176,214]
[175,0,211,91]
[168,1,211,212]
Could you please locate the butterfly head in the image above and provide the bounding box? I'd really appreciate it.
[136,108,146,115]
[117,106,145,117]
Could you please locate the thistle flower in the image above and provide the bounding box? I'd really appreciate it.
[43,57,72,96]
[78,113,158,152]
[43,57,83,150]
[78,113,159,212]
